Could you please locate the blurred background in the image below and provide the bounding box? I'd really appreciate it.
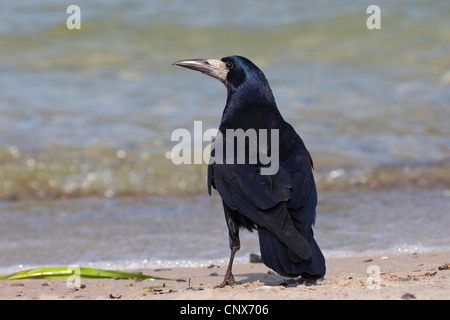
[0,0,449,272]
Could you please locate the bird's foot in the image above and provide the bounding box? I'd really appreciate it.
[214,274,235,288]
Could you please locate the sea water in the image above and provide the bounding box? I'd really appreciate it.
[0,0,449,273]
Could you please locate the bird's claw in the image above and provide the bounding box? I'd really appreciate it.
[214,275,235,288]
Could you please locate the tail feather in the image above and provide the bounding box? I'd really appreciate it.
[258,227,325,279]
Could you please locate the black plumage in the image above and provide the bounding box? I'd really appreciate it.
[173,56,325,287]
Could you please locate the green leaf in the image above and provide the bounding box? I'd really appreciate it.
[0,266,177,281]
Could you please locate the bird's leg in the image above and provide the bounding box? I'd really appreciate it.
[215,230,240,288]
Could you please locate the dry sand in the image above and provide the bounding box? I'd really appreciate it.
[1,250,449,300]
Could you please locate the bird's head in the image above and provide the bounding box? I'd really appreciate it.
[173,55,265,92]
[173,55,279,125]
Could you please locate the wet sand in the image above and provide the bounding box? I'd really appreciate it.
[1,249,449,300]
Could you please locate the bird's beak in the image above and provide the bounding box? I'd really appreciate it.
[172,59,228,86]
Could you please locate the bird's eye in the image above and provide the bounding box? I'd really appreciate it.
[225,61,234,69]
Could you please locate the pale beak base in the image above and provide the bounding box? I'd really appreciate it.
[173,59,229,86]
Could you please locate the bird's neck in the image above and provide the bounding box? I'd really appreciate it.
[221,84,284,130]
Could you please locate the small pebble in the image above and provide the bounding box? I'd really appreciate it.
[401,293,416,300]
[249,253,263,263]
[252,285,273,292]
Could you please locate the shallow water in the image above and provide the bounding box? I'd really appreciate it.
[0,189,449,274]
[0,1,449,272]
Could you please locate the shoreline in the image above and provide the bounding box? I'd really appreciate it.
[1,249,449,300]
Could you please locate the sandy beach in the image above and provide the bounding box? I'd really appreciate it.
[1,250,449,301]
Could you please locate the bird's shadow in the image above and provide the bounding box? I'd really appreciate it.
[232,271,320,288]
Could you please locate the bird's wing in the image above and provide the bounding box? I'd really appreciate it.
[208,129,317,260]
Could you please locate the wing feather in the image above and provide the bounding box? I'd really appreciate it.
[208,131,317,260]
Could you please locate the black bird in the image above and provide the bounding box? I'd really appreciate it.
[173,56,325,287]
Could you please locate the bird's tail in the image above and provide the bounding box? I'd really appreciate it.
[258,227,326,279]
